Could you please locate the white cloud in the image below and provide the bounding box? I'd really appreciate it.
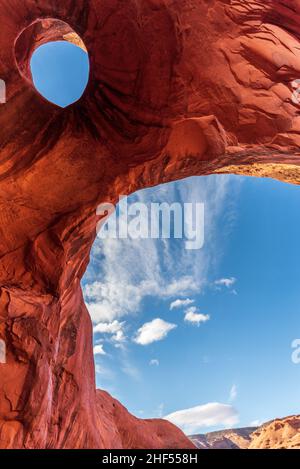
[113,330,126,343]
[93,344,106,356]
[250,419,261,427]
[184,307,210,325]
[133,318,177,346]
[164,402,239,435]
[229,384,238,402]
[215,277,236,288]
[150,359,160,366]
[93,320,123,334]
[170,298,194,310]
[93,320,126,343]
[85,276,198,324]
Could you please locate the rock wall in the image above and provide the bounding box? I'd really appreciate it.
[0,0,299,448]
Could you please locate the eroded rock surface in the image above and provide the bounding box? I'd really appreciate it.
[190,427,256,449]
[0,0,300,448]
[190,416,300,450]
[249,415,300,449]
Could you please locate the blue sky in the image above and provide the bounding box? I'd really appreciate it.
[31,41,300,435]
[30,41,89,108]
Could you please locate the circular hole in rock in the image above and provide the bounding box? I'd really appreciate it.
[30,40,90,108]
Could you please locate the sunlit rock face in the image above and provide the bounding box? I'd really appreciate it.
[249,415,300,449]
[190,427,257,449]
[0,0,299,449]
[190,416,300,449]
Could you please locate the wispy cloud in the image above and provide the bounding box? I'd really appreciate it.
[95,363,115,380]
[93,320,126,343]
[184,306,210,326]
[133,318,177,346]
[156,403,165,418]
[170,298,195,310]
[229,384,238,402]
[85,275,198,323]
[150,359,160,366]
[165,402,239,435]
[214,277,238,295]
[93,344,106,356]
[83,175,238,325]
[215,277,236,288]
[121,363,140,381]
[250,419,261,427]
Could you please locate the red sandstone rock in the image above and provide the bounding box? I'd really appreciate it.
[96,391,196,449]
[0,0,300,449]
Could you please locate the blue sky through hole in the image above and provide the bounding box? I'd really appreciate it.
[32,40,300,435]
[84,177,300,434]
[30,41,89,108]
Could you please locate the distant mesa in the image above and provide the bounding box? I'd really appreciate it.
[189,415,300,449]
